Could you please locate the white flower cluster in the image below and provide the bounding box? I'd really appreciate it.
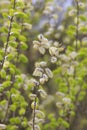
[28,110,45,130]
[33,34,64,64]
[29,89,47,100]
[56,91,71,110]
[59,51,78,75]
[49,41,62,63]
[33,61,53,84]
[33,34,50,55]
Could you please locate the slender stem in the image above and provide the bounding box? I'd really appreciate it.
[66,76,70,94]
[32,97,37,130]
[75,0,79,51]
[69,2,80,130]
[2,74,15,123]
[2,94,11,123]
[1,0,16,69]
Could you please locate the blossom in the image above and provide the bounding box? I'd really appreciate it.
[49,47,59,57]
[33,34,50,55]
[51,56,57,63]
[45,68,53,78]
[69,51,78,60]
[63,97,71,104]
[35,61,47,68]
[33,67,43,77]
[38,89,47,98]
[29,94,37,100]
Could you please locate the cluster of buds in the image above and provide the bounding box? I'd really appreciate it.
[28,109,45,130]
[59,51,78,75]
[33,34,50,55]
[56,91,71,110]
[33,34,64,64]
[49,41,64,63]
[33,61,53,85]
[32,34,65,130]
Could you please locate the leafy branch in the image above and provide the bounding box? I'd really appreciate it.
[1,0,16,69]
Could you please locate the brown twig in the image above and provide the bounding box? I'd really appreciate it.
[32,97,37,130]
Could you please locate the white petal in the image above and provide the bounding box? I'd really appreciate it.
[51,56,57,63]
[67,66,74,75]
[39,78,46,84]
[43,74,48,81]
[56,92,65,97]
[33,44,39,50]
[32,125,40,130]
[38,34,44,41]
[69,51,78,59]
[49,47,59,57]
[35,110,45,118]
[38,89,47,98]
[29,94,37,100]
[40,61,47,67]
[45,68,53,78]
[33,68,43,77]
[63,98,71,104]
[39,47,45,55]
[33,40,40,45]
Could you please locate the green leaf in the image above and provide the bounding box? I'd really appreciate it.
[23,23,32,30]
[15,75,23,83]
[7,53,17,61]
[14,12,28,19]
[7,125,18,130]
[9,41,18,48]
[19,108,25,115]
[19,54,28,63]
[10,68,15,75]
[10,104,17,112]
[79,15,87,21]
[10,29,20,37]
[10,117,21,125]
[69,25,76,31]
[58,118,69,128]
[20,42,28,50]
[0,69,6,79]
[0,100,7,106]
[2,81,11,88]
[18,35,27,42]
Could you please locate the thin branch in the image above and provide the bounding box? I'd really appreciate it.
[1,0,16,69]
[32,97,37,130]
[2,74,15,123]
[2,94,11,123]
[75,0,79,51]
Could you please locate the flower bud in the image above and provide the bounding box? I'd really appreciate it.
[51,56,57,63]
[39,78,45,84]
[29,94,37,100]
[38,34,44,41]
[45,68,53,78]
[33,68,43,77]
[31,102,38,109]
[38,89,47,98]
[39,47,46,55]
